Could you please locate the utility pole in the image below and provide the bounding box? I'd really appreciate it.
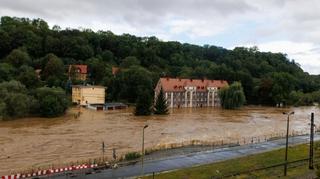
[141,125,148,176]
[309,113,314,169]
[283,111,294,176]
[102,141,105,162]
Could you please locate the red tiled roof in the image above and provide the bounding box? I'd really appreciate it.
[159,78,228,92]
[69,65,87,74]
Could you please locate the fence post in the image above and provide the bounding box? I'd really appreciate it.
[309,113,314,170]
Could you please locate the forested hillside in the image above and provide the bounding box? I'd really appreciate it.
[0,16,320,118]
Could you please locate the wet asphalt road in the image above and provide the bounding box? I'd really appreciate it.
[48,134,319,179]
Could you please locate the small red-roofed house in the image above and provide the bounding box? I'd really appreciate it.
[112,67,120,76]
[69,65,87,81]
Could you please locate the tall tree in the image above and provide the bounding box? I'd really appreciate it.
[135,89,152,116]
[18,65,39,88]
[270,72,296,106]
[120,56,140,68]
[41,53,66,87]
[154,87,169,115]
[5,49,31,68]
[42,54,64,79]
[219,82,246,109]
[34,87,69,117]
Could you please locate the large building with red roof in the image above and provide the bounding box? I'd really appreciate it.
[155,78,228,108]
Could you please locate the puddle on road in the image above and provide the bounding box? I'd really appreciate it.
[0,106,318,175]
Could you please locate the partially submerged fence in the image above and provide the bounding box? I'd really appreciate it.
[146,129,312,154]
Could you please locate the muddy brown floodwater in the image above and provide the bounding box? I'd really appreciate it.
[0,106,319,175]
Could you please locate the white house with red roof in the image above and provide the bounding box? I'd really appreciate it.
[155,78,228,108]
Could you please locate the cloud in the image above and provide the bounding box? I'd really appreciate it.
[0,0,255,36]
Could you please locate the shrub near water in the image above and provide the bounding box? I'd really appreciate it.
[0,80,37,119]
[125,152,141,160]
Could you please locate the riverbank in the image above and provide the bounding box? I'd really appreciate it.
[0,106,319,175]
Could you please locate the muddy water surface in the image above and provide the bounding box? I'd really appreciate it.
[0,106,319,175]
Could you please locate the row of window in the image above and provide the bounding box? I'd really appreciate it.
[167,98,219,102]
[166,92,217,97]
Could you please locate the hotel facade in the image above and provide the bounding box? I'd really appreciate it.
[155,78,228,108]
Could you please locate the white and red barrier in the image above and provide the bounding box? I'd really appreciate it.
[1,164,98,179]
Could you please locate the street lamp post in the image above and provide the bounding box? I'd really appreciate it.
[141,124,148,176]
[283,111,294,176]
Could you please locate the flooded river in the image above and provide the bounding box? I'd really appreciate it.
[0,106,319,175]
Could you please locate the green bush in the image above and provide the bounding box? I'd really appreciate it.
[125,152,141,160]
[219,82,246,109]
[0,80,36,119]
[288,90,320,106]
[34,87,69,117]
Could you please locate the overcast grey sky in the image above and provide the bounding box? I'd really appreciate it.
[1,0,320,74]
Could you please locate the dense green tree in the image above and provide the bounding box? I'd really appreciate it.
[41,54,66,87]
[0,80,27,96]
[154,87,169,115]
[270,72,296,106]
[100,50,114,63]
[219,82,246,109]
[0,63,15,82]
[311,91,320,104]
[135,89,152,116]
[0,101,6,119]
[255,78,274,105]
[0,80,35,118]
[110,66,153,103]
[18,65,39,88]
[0,30,11,58]
[120,56,140,68]
[288,91,304,106]
[34,87,69,117]
[288,90,320,106]
[4,93,33,117]
[87,58,108,84]
[5,49,31,67]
